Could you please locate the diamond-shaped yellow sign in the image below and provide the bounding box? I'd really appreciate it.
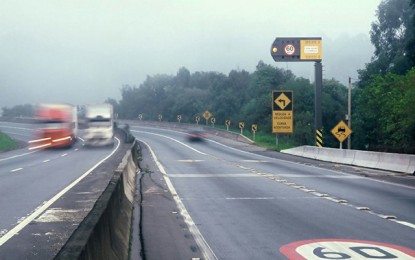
[274,93,291,110]
[203,111,212,120]
[331,120,352,143]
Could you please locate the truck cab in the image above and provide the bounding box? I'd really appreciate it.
[83,104,114,147]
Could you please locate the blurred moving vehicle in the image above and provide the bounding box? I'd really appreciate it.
[186,129,207,142]
[83,103,114,146]
[29,103,78,149]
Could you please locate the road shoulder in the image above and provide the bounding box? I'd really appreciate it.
[132,141,203,260]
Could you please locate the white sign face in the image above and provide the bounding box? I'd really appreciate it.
[280,239,415,260]
[284,44,295,56]
[304,46,319,54]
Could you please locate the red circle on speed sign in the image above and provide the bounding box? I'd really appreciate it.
[280,239,415,259]
[284,44,295,56]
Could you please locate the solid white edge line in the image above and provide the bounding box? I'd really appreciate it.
[0,137,121,246]
[139,139,217,260]
[10,168,23,172]
[0,150,39,162]
[391,220,415,229]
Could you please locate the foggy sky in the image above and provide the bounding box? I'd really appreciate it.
[0,0,380,108]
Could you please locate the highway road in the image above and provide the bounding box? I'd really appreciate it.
[131,125,415,260]
[0,121,122,258]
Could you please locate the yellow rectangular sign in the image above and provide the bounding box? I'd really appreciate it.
[272,111,293,133]
[300,39,322,60]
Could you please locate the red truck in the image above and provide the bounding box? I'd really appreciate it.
[29,103,78,149]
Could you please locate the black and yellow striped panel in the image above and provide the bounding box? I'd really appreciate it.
[316,129,323,147]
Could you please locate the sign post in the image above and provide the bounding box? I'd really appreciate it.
[225,120,231,131]
[239,122,245,135]
[203,111,212,125]
[251,124,257,141]
[211,117,216,127]
[271,37,323,147]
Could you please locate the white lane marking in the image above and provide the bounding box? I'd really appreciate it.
[169,173,259,178]
[131,130,207,155]
[0,131,32,137]
[43,159,50,163]
[0,150,39,162]
[10,168,23,172]
[0,125,34,130]
[208,138,415,190]
[139,139,217,260]
[277,174,364,179]
[242,160,270,163]
[391,220,415,229]
[0,137,121,246]
[225,197,275,200]
[177,159,204,163]
[61,153,68,157]
[273,177,415,230]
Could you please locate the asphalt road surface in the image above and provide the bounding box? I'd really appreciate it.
[131,125,415,260]
[0,121,125,259]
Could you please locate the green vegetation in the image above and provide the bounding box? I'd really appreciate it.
[0,132,18,151]
[110,64,348,149]
[1,104,34,118]
[251,132,295,151]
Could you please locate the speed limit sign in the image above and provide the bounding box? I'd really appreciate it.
[280,239,415,259]
[284,44,296,56]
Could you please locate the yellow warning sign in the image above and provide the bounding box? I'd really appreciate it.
[275,93,291,110]
[331,120,352,143]
[203,111,212,120]
[273,111,293,133]
[300,39,322,61]
[272,90,293,133]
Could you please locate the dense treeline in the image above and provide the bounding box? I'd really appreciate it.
[109,63,347,148]
[353,0,415,152]
[2,0,414,153]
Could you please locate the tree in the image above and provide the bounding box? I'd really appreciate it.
[353,70,415,152]
[359,0,414,85]
[406,0,415,65]
[1,104,34,117]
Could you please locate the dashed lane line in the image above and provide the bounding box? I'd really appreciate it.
[0,137,121,246]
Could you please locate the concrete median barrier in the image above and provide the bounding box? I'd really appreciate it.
[352,150,381,169]
[375,152,415,173]
[282,145,415,174]
[55,141,139,260]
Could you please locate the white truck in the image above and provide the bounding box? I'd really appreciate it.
[83,104,114,146]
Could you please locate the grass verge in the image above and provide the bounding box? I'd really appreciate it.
[0,131,18,151]
[208,125,298,151]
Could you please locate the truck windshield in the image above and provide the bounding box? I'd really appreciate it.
[38,120,67,130]
[88,118,111,127]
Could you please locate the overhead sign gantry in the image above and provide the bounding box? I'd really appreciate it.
[270,37,323,147]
